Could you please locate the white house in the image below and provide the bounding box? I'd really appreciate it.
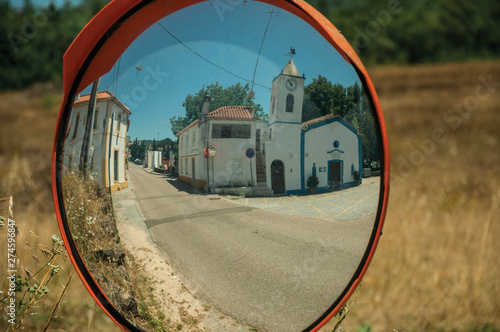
[177,98,270,195]
[146,150,162,170]
[177,59,362,196]
[63,91,131,192]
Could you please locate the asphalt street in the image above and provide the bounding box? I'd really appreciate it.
[123,164,378,332]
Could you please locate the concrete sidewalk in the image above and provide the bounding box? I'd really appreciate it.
[225,177,381,221]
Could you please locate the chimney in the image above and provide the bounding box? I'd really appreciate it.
[248,106,255,118]
[201,94,211,122]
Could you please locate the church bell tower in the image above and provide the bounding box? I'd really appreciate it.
[268,59,305,125]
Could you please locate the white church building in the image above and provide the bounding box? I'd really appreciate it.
[63,91,131,192]
[177,59,362,196]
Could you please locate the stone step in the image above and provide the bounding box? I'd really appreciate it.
[254,182,269,189]
[256,168,266,181]
[250,186,274,197]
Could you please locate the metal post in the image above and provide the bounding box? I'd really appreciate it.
[250,158,255,196]
[211,156,215,193]
[107,113,114,193]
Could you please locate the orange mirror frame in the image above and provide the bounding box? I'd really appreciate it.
[52,1,390,331]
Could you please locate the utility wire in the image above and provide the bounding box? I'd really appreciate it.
[251,7,274,95]
[111,60,116,92]
[156,22,271,90]
[115,56,122,95]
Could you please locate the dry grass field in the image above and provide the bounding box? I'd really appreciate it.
[1,60,499,331]
[0,84,122,331]
[323,60,500,332]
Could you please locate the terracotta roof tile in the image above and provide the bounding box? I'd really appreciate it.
[74,90,131,114]
[301,113,357,131]
[178,106,255,136]
[208,106,254,120]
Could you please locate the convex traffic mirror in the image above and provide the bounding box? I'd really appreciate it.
[52,1,390,331]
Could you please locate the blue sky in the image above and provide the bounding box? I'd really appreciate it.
[77,1,362,141]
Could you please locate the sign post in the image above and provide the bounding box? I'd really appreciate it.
[208,145,216,193]
[246,148,256,196]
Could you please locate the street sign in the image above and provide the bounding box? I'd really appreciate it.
[245,148,255,159]
[208,145,216,157]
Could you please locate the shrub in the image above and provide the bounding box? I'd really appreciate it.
[307,175,319,189]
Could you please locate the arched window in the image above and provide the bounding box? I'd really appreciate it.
[286,93,294,113]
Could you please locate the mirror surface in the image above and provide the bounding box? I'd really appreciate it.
[59,1,384,331]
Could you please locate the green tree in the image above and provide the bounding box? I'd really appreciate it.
[2,0,500,92]
[321,0,500,65]
[0,0,111,91]
[130,137,145,160]
[316,0,329,17]
[358,95,379,161]
[301,93,322,123]
[303,75,353,120]
[158,137,177,160]
[170,82,265,136]
[344,82,362,129]
[303,75,379,160]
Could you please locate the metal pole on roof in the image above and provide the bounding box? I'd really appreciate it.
[79,78,100,174]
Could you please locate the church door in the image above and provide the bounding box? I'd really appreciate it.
[329,161,341,190]
[271,160,285,195]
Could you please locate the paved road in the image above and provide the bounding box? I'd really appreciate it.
[125,165,377,332]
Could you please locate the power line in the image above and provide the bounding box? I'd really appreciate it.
[114,56,122,95]
[156,22,271,91]
[251,7,274,95]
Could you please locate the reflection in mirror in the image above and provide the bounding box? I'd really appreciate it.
[60,1,383,331]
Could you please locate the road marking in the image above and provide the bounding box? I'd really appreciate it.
[318,199,347,210]
[278,197,299,215]
[310,192,358,203]
[292,196,330,218]
[330,191,378,219]
[333,196,358,203]
[263,197,268,205]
